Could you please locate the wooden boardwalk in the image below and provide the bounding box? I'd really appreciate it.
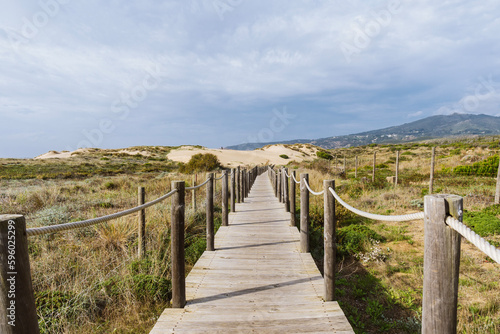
[150,174,354,333]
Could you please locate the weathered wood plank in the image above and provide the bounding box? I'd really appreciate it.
[150,174,354,333]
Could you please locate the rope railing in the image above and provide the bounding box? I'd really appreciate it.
[302,179,325,196]
[328,187,425,222]
[186,177,211,190]
[26,189,179,237]
[446,216,500,264]
[215,174,225,181]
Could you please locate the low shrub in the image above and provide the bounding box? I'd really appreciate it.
[337,225,385,257]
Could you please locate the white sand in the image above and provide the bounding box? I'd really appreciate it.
[34,144,318,166]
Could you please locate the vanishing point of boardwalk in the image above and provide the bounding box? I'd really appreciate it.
[150,174,354,333]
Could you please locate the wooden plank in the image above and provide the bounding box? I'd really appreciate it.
[150,174,354,333]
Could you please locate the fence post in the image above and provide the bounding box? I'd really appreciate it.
[222,170,229,226]
[192,174,197,212]
[300,173,309,253]
[278,169,282,203]
[284,168,290,212]
[138,186,146,258]
[372,152,376,182]
[0,215,40,334]
[214,172,217,198]
[343,156,346,174]
[290,171,296,227]
[355,156,358,178]
[231,168,236,213]
[206,173,214,251]
[236,166,241,203]
[274,171,278,198]
[171,181,186,308]
[429,147,436,194]
[496,156,500,204]
[422,194,462,334]
[395,151,399,186]
[324,180,336,301]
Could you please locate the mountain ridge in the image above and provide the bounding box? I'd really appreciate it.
[227,113,500,150]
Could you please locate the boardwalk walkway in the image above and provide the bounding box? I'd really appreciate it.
[150,174,354,333]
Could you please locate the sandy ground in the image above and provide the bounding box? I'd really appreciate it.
[166,145,318,166]
[34,144,318,166]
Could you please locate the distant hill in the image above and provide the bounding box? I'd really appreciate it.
[227,113,500,150]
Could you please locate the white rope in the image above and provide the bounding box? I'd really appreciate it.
[328,187,425,222]
[446,216,500,264]
[186,177,211,190]
[27,189,178,237]
[302,179,325,196]
[291,173,300,184]
[215,174,225,180]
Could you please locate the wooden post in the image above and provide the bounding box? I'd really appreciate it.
[231,168,236,213]
[290,171,296,227]
[429,147,436,194]
[496,156,500,204]
[300,174,309,253]
[324,180,336,301]
[274,171,278,198]
[395,151,399,186]
[222,170,229,226]
[236,167,241,203]
[355,156,358,178]
[242,169,246,201]
[138,186,146,258]
[192,174,197,212]
[422,194,462,334]
[214,172,217,199]
[277,168,283,203]
[0,215,40,334]
[284,168,290,212]
[343,156,346,174]
[206,173,214,251]
[171,181,186,308]
[372,152,376,182]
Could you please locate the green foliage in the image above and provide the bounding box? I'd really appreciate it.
[279,154,289,159]
[453,155,499,177]
[464,205,500,237]
[179,153,221,173]
[337,225,385,257]
[131,274,171,302]
[316,151,333,160]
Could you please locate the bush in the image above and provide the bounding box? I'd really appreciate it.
[453,155,499,177]
[316,151,333,160]
[464,205,500,237]
[280,154,289,159]
[179,153,221,173]
[337,225,385,257]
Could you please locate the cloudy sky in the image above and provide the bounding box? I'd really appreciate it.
[1,0,500,158]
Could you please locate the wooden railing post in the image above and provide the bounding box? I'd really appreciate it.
[192,174,197,212]
[242,169,246,202]
[236,166,241,203]
[0,215,40,334]
[355,156,358,178]
[429,147,436,194]
[422,194,462,334]
[230,168,236,212]
[222,170,229,226]
[274,171,278,198]
[372,152,376,182]
[171,181,186,308]
[300,173,309,253]
[395,151,399,186]
[324,180,336,301]
[138,186,146,258]
[496,156,500,204]
[284,168,290,212]
[290,171,296,227]
[206,173,214,251]
[278,169,282,203]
